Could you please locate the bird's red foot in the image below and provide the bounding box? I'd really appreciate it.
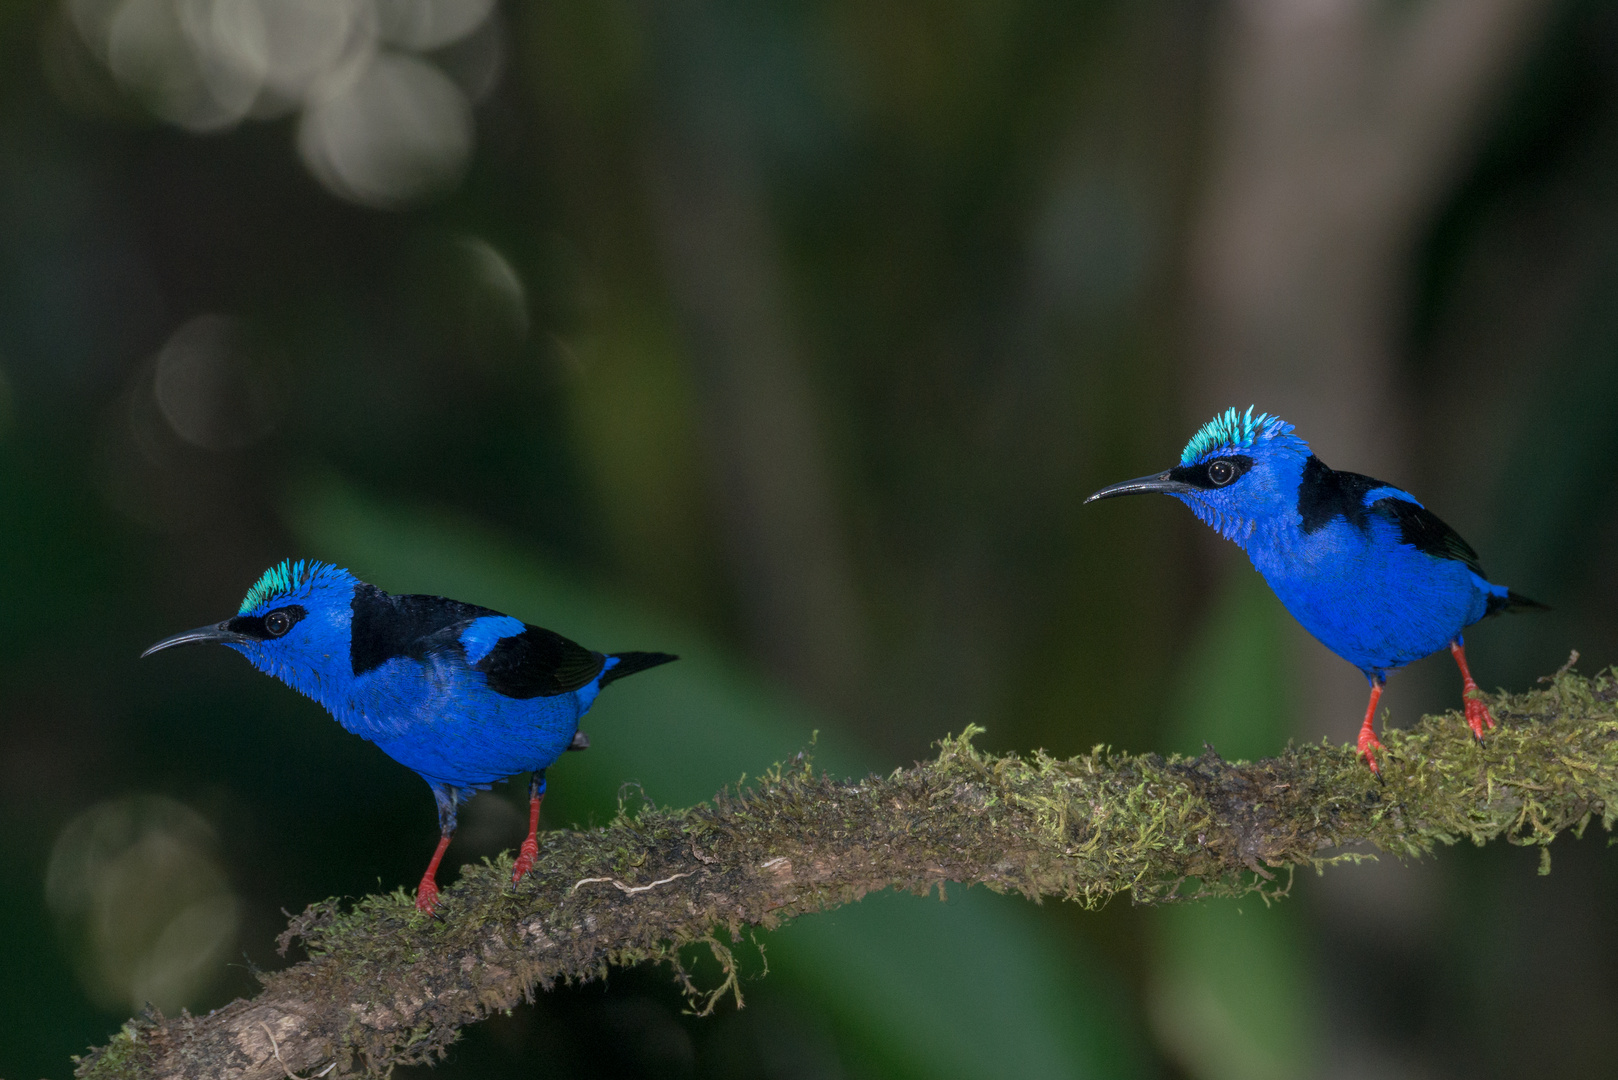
[512,788,545,884]
[1357,680,1385,777]
[1357,724,1383,776]
[415,833,452,913]
[1463,693,1495,742]
[1450,641,1495,741]
[511,837,539,883]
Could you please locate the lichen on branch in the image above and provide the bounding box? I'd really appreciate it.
[76,668,1618,1080]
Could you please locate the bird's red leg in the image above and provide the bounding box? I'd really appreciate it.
[1450,640,1495,740]
[416,834,452,913]
[512,770,546,883]
[417,786,463,913]
[1357,680,1385,776]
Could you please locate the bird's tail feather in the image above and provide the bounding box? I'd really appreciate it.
[1485,589,1550,617]
[601,651,679,686]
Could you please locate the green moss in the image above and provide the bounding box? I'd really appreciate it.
[72,1020,160,1080]
[76,669,1618,1080]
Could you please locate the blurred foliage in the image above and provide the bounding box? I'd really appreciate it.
[0,0,1616,1077]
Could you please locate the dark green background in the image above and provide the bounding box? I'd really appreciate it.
[2,1,1616,1077]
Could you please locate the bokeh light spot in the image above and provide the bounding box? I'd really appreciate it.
[297,50,473,209]
[104,0,259,131]
[67,0,491,207]
[454,234,530,349]
[152,313,282,451]
[375,0,494,52]
[45,796,241,1015]
[226,0,376,111]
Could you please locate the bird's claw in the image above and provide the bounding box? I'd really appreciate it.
[1463,693,1496,742]
[415,877,440,914]
[511,837,539,883]
[1357,728,1383,778]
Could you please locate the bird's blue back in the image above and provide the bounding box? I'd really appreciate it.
[1153,411,1519,679]
[226,563,632,790]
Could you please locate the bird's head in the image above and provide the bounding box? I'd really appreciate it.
[1084,407,1311,545]
[143,560,360,690]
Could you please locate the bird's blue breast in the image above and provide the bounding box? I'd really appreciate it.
[341,655,596,789]
[1244,461,1497,675]
[1251,516,1487,674]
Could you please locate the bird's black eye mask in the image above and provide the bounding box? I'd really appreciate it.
[227,605,307,640]
[1168,455,1254,490]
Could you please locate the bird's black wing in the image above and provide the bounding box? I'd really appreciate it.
[599,651,678,687]
[1366,495,1487,578]
[349,584,608,697]
[1370,494,1549,616]
[473,625,607,699]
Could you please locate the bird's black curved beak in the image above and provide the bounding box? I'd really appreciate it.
[1083,471,1196,504]
[141,621,250,658]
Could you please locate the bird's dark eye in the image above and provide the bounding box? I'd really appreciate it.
[264,610,292,637]
[1207,459,1236,486]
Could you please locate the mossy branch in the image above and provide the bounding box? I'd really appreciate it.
[77,668,1618,1079]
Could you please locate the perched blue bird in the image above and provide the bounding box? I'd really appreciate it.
[143,560,676,911]
[1086,408,1543,773]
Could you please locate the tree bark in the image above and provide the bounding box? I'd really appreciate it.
[76,667,1617,1080]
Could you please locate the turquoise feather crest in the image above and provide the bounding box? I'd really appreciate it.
[239,559,341,615]
[1180,406,1292,465]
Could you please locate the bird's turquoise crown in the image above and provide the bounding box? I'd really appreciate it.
[239,559,343,615]
[1180,406,1293,465]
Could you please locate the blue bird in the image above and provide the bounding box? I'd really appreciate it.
[143,560,676,911]
[1086,408,1543,774]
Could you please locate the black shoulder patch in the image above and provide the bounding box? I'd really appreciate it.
[350,584,494,675]
[475,625,607,699]
[1368,497,1486,577]
[1296,455,1380,534]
